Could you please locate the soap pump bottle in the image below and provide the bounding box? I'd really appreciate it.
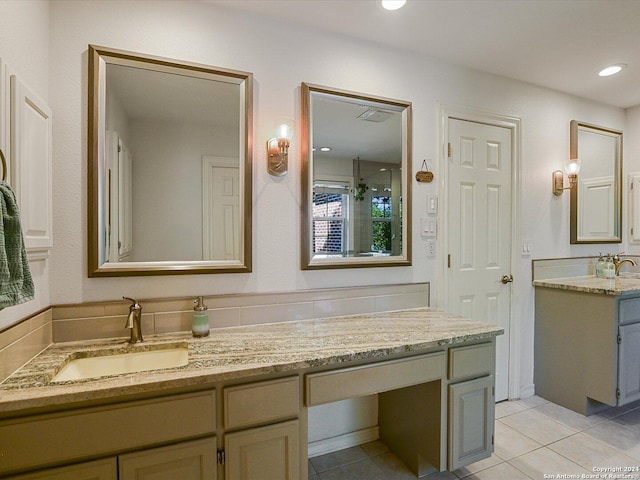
[603,255,616,279]
[596,253,605,278]
[192,296,210,338]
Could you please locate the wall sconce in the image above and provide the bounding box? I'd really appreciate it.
[267,118,294,176]
[552,158,581,196]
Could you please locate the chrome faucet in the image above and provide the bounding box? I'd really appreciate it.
[613,254,638,276]
[123,297,143,343]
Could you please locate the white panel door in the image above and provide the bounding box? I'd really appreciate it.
[117,138,133,260]
[447,118,512,401]
[10,74,52,251]
[578,176,614,239]
[202,156,240,261]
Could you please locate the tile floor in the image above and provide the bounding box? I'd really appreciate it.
[308,396,640,480]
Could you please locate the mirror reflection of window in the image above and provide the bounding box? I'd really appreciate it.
[312,180,351,257]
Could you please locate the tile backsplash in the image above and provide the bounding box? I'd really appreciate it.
[0,283,429,382]
[531,257,595,281]
[0,309,52,382]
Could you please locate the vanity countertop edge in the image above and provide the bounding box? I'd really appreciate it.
[0,308,503,415]
[532,275,640,296]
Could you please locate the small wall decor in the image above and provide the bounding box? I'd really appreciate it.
[415,159,434,183]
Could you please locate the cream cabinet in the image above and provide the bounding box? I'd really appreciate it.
[0,390,216,478]
[9,438,217,480]
[9,458,117,480]
[447,342,496,471]
[224,420,299,480]
[448,375,495,470]
[222,377,301,480]
[535,287,640,415]
[1,340,499,479]
[119,437,217,480]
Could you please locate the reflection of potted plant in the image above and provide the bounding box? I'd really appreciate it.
[353,182,368,201]
[352,156,368,201]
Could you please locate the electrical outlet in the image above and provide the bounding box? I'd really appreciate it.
[426,240,436,257]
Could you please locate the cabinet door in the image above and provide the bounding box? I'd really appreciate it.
[119,437,217,480]
[448,375,495,471]
[10,458,117,480]
[225,420,299,480]
[618,323,640,405]
[10,74,53,251]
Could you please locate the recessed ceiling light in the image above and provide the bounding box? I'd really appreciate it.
[598,63,626,77]
[382,0,406,11]
[320,147,331,152]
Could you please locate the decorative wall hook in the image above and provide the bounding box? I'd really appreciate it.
[415,159,434,183]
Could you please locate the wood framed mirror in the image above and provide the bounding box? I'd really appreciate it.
[570,120,622,244]
[88,45,253,276]
[301,83,412,269]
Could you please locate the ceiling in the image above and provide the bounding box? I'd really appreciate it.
[212,0,640,109]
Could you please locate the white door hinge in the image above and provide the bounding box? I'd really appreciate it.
[447,142,452,158]
[217,449,225,465]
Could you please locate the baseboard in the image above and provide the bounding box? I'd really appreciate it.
[308,427,379,458]
[519,383,535,399]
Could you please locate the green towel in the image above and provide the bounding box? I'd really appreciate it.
[0,182,34,308]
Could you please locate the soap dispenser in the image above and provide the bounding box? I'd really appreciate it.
[603,255,615,279]
[596,253,605,278]
[192,296,210,338]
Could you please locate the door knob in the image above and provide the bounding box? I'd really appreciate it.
[501,274,514,284]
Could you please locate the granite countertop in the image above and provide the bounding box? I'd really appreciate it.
[532,275,640,296]
[0,308,503,415]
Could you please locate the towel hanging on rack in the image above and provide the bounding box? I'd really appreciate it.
[0,181,34,308]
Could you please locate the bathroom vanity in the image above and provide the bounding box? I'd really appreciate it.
[0,308,502,479]
[534,276,640,416]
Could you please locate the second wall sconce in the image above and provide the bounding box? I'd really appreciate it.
[267,118,294,176]
[552,158,581,196]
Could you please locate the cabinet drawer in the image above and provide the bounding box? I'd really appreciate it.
[224,377,300,429]
[0,390,216,475]
[448,342,494,381]
[305,352,445,406]
[619,297,640,325]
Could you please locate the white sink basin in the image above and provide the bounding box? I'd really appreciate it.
[619,273,640,279]
[51,345,189,382]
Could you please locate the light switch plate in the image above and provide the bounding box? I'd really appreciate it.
[427,195,438,215]
[421,218,437,237]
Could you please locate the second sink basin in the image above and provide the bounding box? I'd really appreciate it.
[619,273,640,279]
[51,344,189,382]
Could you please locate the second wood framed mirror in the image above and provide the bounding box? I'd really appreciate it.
[301,82,412,269]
